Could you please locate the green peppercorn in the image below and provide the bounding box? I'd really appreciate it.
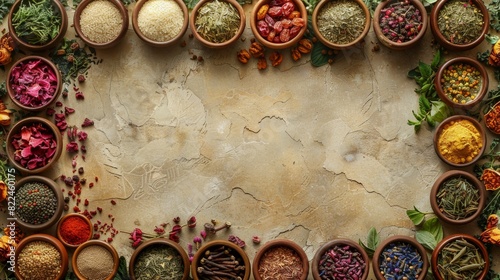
[15,182,57,224]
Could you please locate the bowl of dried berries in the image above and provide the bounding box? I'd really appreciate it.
[190,0,245,48]
[253,239,308,280]
[250,0,307,49]
[485,101,500,135]
[7,55,62,112]
[6,116,63,174]
[312,0,371,50]
[430,0,489,51]
[373,0,427,50]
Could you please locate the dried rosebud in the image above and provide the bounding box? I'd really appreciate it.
[200,230,207,240]
[171,224,182,233]
[187,216,196,228]
[173,217,181,223]
[78,75,86,83]
[78,167,84,174]
[252,235,261,244]
[75,92,85,100]
[82,118,94,127]
[154,226,165,235]
[193,236,202,249]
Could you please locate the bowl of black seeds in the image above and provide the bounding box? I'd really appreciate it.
[14,175,64,232]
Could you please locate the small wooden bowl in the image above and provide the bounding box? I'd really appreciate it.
[130,238,190,280]
[311,239,369,280]
[433,115,486,167]
[72,240,120,280]
[250,0,307,49]
[6,117,63,175]
[484,101,500,135]
[190,0,245,48]
[7,56,62,112]
[8,0,68,52]
[14,175,64,232]
[372,0,428,50]
[431,234,489,280]
[253,239,308,280]
[74,0,129,49]
[430,0,489,51]
[435,57,488,111]
[132,0,189,47]
[15,233,69,280]
[57,213,93,248]
[312,0,371,50]
[372,235,428,280]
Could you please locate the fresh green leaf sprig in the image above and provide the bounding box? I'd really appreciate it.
[0,0,14,23]
[406,206,443,250]
[488,0,500,32]
[358,227,379,257]
[473,138,500,180]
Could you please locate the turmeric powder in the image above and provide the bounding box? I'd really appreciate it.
[437,119,483,164]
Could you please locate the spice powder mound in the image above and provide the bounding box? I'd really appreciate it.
[76,245,114,280]
[258,246,304,280]
[437,119,483,164]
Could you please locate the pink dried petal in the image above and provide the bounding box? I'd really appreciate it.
[55,101,63,107]
[20,126,31,141]
[81,118,94,127]
[66,142,79,153]
[56,121,67,131]
[200,230,207,240]
[81,145,86,153]
[64,106,75,115]
[77,131,87,141]
[75,92,84,100]
[46,108,55,116]
[228,235,246,248]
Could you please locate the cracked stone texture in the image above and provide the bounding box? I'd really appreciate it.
[2,3,498,279]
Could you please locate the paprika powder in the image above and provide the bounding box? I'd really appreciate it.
[58,214,91,246]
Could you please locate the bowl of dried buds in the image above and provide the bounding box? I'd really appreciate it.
[250,0,308,49]
[253,239,309,280]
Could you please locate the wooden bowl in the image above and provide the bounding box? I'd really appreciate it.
[130,238,190,280]
[7,55,62,112]
[372,0,428,50]
[311,238,369,280]
[250,0,307,49]
[372,235,428,280]
[253,239,308,280]
[431,234,489,280]
[190,0,246,48]
[72,240,120,280]
[15,233,69,280]
[8,0,68,52]
[484,101,500,135]
[430,0,489,51]
[6,117,63,174]
[312,0,370,50]
[132,0,189,47]
[74,0,129,49]
[56,213,93,248]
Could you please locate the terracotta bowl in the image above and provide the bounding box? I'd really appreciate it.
[13,175,64,232]
[72,240,120,280]
[312,0,370,50]
[8,0,68,52]
[74,0,129,49]
[15,233,69,280]
[311,239,369,280]
[250,0,307,49]
[132,0,189,47]
[433,115,486,167]
[430,0,489,51]
[431,234,489,280]
[435,57,488,111]
[484,101,500,135]
[7,55,62,112]
[430,170,486,225]
[372,235,429,280]
[253,239,308,280]
[6,117,63,175]
[190,0,245,49]
[130,238,190,280]
[372,0,428,50]
[56,213,93,248]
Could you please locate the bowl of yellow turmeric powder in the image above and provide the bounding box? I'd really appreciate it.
[433,115,486,167]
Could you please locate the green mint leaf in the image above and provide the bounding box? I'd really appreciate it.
[358,239,375,257]
[422,217,443,242]
[427,100,451,126]
[407,67,420,80]
[415,230,437,250]
[407,207,425,225]
[418,61,432,78]
[430,49,442,70]
[311,41,331,67]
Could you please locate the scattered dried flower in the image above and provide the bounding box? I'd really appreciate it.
[228,235,245,248]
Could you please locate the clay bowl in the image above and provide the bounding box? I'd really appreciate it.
[56,213,93,248]
[372,235,429,280]
[484,101,500,135]
[130,238,190,280]
[132,0,189,47]
[312,0,371,50]
[8,0,68,52]
[13,175,64,232]
[74,0,129,49]
[430,0,489,51]
[15,233,69,280]
[311,238,369,280]
[372,0,428,50]
[7,55,62,112]
[250,0,307,49]
[431,234,489,280]
[435,57,488,111]
[433,115,486,167]
[72,240,120,280]
[253,239,308,280]
[6,117,63,175]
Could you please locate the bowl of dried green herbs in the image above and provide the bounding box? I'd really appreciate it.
[8,0,67,52]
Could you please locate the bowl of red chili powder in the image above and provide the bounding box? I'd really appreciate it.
[57,213,93,248]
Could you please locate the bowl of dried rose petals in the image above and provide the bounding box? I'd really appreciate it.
[7,55,62,112]
[6,117,63,174]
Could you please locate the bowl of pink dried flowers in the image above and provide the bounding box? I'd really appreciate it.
[6,117,63,174]
[7,55,62,112]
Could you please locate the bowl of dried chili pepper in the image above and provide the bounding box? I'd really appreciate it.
[484,101,500,135]
[253,239,308,280]
[57,213,93,248]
